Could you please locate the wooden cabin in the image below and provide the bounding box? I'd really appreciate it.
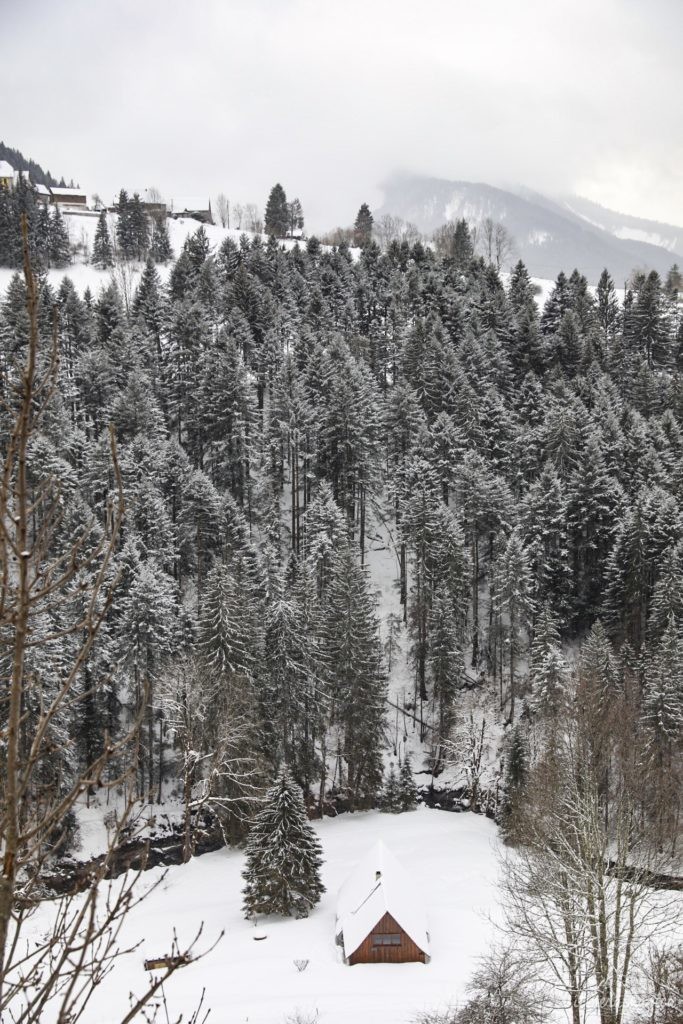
[335,841,430,965]
[50,186,88,207]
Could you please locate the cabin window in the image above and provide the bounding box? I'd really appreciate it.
[372,934,401,946]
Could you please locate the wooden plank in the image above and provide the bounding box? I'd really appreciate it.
[348,912,426,965]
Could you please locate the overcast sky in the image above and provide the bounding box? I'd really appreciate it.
[3,0,682,230]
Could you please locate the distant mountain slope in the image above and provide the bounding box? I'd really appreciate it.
[0,141,65,187]
[377,174,682,284]
[560,193,683,255]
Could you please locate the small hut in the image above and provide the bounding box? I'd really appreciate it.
[335,841,430,965]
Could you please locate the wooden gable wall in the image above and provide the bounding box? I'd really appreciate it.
[348,911,426,965]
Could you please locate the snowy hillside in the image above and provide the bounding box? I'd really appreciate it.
[0,212,313,298]
[563,194,683,254]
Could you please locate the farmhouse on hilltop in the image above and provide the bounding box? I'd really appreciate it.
[335,841,430,965]
[0,162,88,210]
[50,185,88,208]
[169,196,213,224]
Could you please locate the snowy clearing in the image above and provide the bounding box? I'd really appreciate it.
[31,808,501,1024]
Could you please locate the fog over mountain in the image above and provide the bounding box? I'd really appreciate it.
[3,0,682,232]
[378,174,683,284]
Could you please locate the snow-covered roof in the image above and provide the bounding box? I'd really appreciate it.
[171,196,210,213]
[336,841,430,958]
[50,186,87,197]
[35,183,51,196]
[0,160,14,178]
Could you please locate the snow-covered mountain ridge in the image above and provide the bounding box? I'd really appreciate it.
[378,173,682,284]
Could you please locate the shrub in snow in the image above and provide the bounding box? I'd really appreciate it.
[242,767,325,919]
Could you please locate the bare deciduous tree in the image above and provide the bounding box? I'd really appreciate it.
[633,944,683,1024]
[232,202,244,230]
[319,226,354,247]
[245,203,262,233]
[160,655,263,860]
[500,681,680,1024]
[373,214,422,251]
[442,710,497,813]
[216,193,230,229]
[478,217,516,270]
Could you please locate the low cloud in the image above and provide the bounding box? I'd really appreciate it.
[3,0,682,229]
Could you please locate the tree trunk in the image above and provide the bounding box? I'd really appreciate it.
[471,535,479,668]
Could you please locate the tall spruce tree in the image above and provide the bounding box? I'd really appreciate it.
[398,754,419,810]
[150,215,173,263]
[115,188,134,259]
[353,203,373,248]
[49,206,71,268]
[92,209,113,268]
[264,183,289,238]
[242,767,324,918]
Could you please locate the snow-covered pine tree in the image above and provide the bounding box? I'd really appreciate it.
[129,192,149,260]
[132,257,166,360]
[528,603,568,720]
[322,545,386,809]
[92,209,113,268]
[264,183,289,238]
[428,589,463,748]
[34,203,51,270]
[353,203,373,248]
[499,723,528,844]
[596,268,619,343]
[242,767,324,918]
[49,205,71,268]
[398,754,418,811]
[150,214,173,263]
[540,270,570,336]
[492,529,535,722]
[115,188,134,259]
[381,763,402,812]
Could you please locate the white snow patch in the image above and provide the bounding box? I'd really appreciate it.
[613,226,680,252]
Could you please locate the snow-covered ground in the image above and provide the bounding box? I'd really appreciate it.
[29,808,501,1024]
[0,213,320,299]
[0,210,562,310]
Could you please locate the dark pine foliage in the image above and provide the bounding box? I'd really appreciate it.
[242,767,325,918]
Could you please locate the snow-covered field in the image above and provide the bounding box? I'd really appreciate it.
[32,808,501,1024]
[0,214,314,299]
[0,211,562,311]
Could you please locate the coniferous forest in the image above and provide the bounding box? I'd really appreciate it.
[3,0,683,1016]
[1,201,683,1023]
[2,213,682,855]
